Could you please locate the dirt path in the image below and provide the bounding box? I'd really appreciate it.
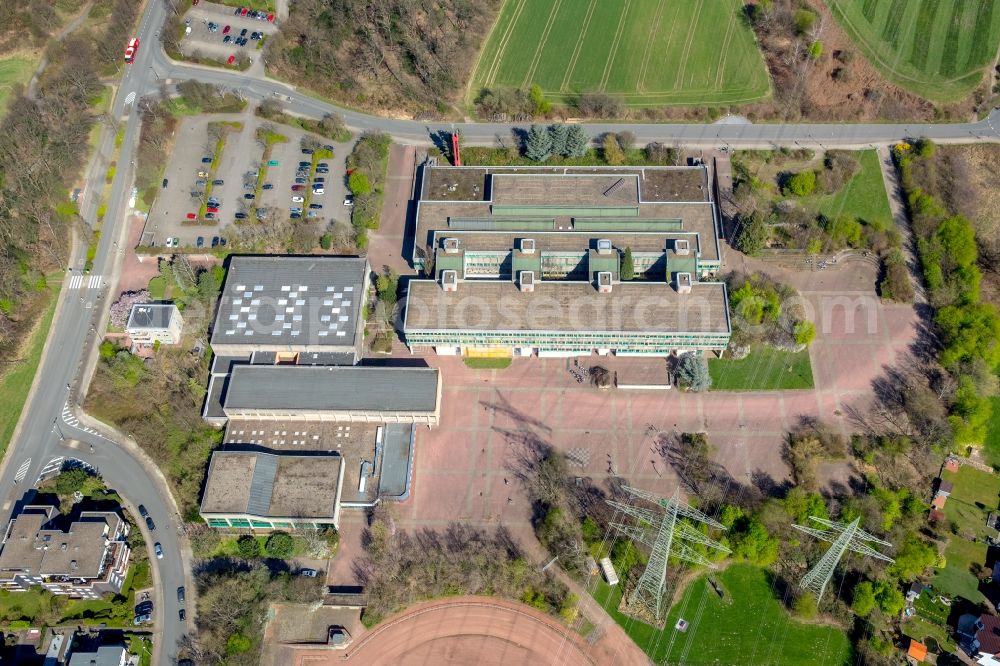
[876,144,927,305]
[27,2,94,100]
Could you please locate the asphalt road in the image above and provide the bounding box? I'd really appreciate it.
[2,0,1000,664]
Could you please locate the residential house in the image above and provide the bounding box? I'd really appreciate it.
[906,638,927,663]
[126,303,182,348]
[0,506,130,600]
[906,582,926,603]
[66,644,128,666]
[958,612,1000,666]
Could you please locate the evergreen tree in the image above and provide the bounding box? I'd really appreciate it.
[676,353,711,392]
[525,124,553,162]
[564,125,590,157]
[602,134,624,165]
[621,247,635,280]
[549,124,569,156]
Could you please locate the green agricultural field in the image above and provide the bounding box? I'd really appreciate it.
[591,565,851,665]
[471,0,771,107]
[827,0,1000,102]
[0,56,36,114]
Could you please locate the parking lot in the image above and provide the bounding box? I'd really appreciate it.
[143,115,353,249]
[179,2,278,66]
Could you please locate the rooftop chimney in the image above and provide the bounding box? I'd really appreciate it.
[597,271,613,294]
[519,271,535,293]
[441,270,458,293]
[443,238,460,253]
[519,238,536,254]
[674,239,690,256]
[676,272,692,294]
[596,239,613,255]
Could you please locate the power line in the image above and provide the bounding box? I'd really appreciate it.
[792,516,894,600]
[607,485,731,622]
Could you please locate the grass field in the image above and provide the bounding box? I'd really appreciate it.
[471,0,771,107]
[590,565,851,665]
[0,276,62,461]
[708,346,814,391]
[827,0,1000,102]
[0,56,36,114]
[932,465,1000,603]
[984,396,1000,468]
[814,150,894,230]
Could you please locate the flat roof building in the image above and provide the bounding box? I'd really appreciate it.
[0,506,131,600]
[200,451,345,530]
[210,256,369,361]
[126,303,182,347]
[404,164,730,358]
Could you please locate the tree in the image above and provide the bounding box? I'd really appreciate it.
[529,85,552,115]
[621,247,635,280]
[264,532,294,559]
[616,131,635,151]
[808,41,823,60]
[874,582,905,615]
[731,517,779,566]
[348,171,372,195]
[564,125,590,158]
[676,353,711,392]
[783,171,816,196]
[851,581,876,617]
[237,535,260,559]
[793,320,816,346]
[793,592,817,619]
[549,124,569,157]
[54,468,90,496]
[319,113,346,139]
[794,9,817,34]
[525,124,553,162]
[889,535,937,581]
[733,210,769,255]
[602,134,624,165]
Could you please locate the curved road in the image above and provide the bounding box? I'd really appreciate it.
[3,0,1000,664]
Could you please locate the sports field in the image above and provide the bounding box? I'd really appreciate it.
[470,0,771,107]
[827,0,1000,102]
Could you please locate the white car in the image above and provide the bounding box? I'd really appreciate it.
[165,237,175,248]
[343,196,354,207]
[313,188,325,195]
[291,196,304,203]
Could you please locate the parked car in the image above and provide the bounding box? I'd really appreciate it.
[302,148,314,155]
[234,212,247,220]
[207,197,220,205]
[205,212,216,220]
[223,25,231,34]
[223,35,232,44]
[267,159,279,166]
[196,236,204,248]
[317,162,329,168]
[227,55,236,65]
[145,515,155,530]
[135,600,153,615]
[309,203,323,209]
[294,178,306,184]
[313,177,325,183]
[291,196,304,203]
[307,210,318,218]
[262,183,273,190]
[185,212,197,220]
[291,185,305,191]
[313,187,325,195]
[154,543,163,559]
[197,170,209,178]
[267,13,275,22]
[164,238,174,248]
[133,614,151,626]
[162,178,168,188]
[179,609,186,621]
[195,179,206,186]
[290,212,301,219]
[211,236,220,247]
[244,193,255,200]
[219,237,227,246]
[138,505,148,518]
[235,7,243,15]
[240,28,248,36]
[256,208,267,217]
[323,144,335,151]
[207,22,218,32]
[177,586,186,603]
[202,156,212,163]
[343,195,354,206]
[300,569,318,578]
[298,161,311,167]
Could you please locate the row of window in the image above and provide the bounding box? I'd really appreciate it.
[205,517,335,530]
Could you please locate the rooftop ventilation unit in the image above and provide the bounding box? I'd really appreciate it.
[676,272,693,294]
[519,238,536,254]
[597,271,613,293]
[675,239,690,256]
[519,271,535,293]
[596,239,613,255]
[443,238,460,253]
[441,270,458,293]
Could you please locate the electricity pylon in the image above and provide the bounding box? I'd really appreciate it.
[792,516,894,600]
[607,486,731,622]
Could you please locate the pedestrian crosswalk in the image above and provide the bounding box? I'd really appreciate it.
[62,401,101,437]
[37,456,64,480]
[13,458,31,483]
[67,274,103,289]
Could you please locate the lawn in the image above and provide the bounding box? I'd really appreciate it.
[463,357,513,369]
[932,465,1000,603]
[983,396,1000,468]
[827,0,1000,102]
[0,275,62,460]
[812,150,893,231]
[590,564,851,665]
[0,56,36,114]
[470,0,770,106]
[708,346,814,391]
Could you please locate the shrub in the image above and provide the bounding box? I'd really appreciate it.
[237,534,260,559]
[264,531,294,559]
[793,592,818,619]
[733,210,770,255]
[54,468,90,496]
[319,233,332,250]
[794,9,816,34]
[348,171,371,195]
[808,41,823,60]
[793,320,816,346]
[621,247,634,280]
[602,134,624,165]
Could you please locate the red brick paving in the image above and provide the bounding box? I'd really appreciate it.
[117,214,161,294]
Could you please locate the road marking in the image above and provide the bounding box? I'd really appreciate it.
[37,457,65,480]
[88,274,102,289]
[63,402,101,437]
[14,458,31,483]
[124,91,136,106]
[68,274,83,289]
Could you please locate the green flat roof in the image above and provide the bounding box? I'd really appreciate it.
[666,252,698,277]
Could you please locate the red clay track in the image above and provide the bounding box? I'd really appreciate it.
[294,597,608,666]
